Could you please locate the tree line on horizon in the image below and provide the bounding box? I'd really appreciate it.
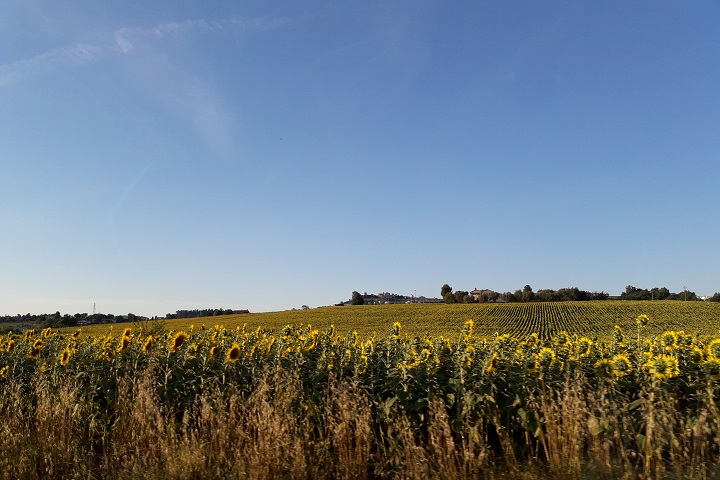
[0,307,250,331]
[440,284,720,304]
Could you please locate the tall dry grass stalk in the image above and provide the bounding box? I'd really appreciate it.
[2,366,720,478]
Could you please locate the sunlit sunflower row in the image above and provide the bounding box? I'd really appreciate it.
[1,315,719,406]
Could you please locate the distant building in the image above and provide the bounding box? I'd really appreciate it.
[470,288,502,302]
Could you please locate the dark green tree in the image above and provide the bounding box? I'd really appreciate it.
[350,291,365,305]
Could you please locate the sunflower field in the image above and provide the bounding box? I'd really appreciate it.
[2,317,720,479]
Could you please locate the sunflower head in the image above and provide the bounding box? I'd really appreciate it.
[208,346,219,358]
[659,331,679,350]
[706,338,720,360]
[636,314,649,327]
[142,335,155,354]
[611,354,632,377]
[391,322,402,337]
[594,359,614,378]
[463,345,476,368]
[117,335,131,353]
[526,332,540,345]
[643,354,680,379]
[485,352,500,374]
[687,346,704,365]
[71,329,82,340]
[122,328,132,337]
[356,354,369,375]
[703,358,720,380]
[171,332,189,351]
[60,348,72,366]
[554,331,570,347]
[537,347,556,370]
[612,325,624,344]
[576,337,593,357]
[524,354,539,374]
[462,319,474,340]
[226,343,241,363]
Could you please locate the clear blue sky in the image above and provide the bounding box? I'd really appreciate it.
[2,2,719,316]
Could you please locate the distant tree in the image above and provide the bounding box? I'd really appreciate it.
[454,290,468,304]
[708,292,720,302]
[668,289,698,301]
[621,285,650,300]
[503,291,518,302]
[301,305,310,310]
[60,315,78,327]
[650,287,670,300]
[443,292,456,304]
[590,291,610,300]
[441,284,453,298]
[521,285,535,302]
[350,291,365,305]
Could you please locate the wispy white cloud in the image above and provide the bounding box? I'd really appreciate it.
[114,16,290,53]
[0,43,101,87]
[114,19,225,53]
[2,15,290,158]
[1,15,291,86]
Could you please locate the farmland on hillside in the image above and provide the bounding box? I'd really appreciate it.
[5,315,720,478]
[71,300,720,340]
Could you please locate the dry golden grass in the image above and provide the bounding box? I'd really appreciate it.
[1,367,720,479]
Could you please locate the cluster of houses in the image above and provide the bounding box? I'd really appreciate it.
[355,292,444,305]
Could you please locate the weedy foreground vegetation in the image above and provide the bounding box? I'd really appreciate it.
[3,303,720,479]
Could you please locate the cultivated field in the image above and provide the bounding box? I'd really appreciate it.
[72,300,720,340]
[4,301,720,478]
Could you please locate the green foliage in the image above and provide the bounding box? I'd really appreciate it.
[4,317,720,477]
[350,291,365,305]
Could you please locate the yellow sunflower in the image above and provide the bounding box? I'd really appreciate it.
[635,314,649,327]
[706,338,720,360]
[356,354,369,375]
[611,354,632,377]
[226,343,241,363]
[462,319,474,340]
[170,331,189,351]
[576,337,593,357]
[60,348,72,366]
[537,347,556,370]
[594,359,614,378]
[702,358,720,380]
[117,335,131,353]
[659,331,679,350]
[643,354,680,379]
[141,335,155,354]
